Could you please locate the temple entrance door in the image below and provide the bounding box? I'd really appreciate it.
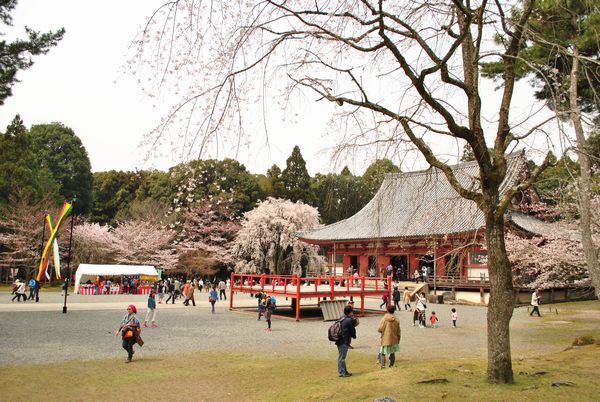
[349,256,358,274]
[390,255,408,281]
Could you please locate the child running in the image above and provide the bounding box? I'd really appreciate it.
[380,293,388,309]
[429,311,438,328]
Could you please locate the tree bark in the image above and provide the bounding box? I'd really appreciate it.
[484,208,515,384]
[569,46,600,298]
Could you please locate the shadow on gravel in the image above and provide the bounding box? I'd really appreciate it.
[232,306,385,321]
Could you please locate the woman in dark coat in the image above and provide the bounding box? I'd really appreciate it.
[115,304,140,363]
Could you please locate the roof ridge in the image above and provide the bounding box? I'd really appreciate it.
[384,151,525,180]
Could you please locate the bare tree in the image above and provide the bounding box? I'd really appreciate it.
[133,0,554,383]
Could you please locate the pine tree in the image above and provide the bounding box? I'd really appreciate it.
[281,145,316,204]
[266,164,285,199]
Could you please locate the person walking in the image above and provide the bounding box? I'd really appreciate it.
[451,308,458,328]
[264,295,276,332]
[157,280,165,304]
[218,279,227,300]
[530,290,542,317]
[143,292,158,328]
[392,286,401,311]
[377,305,401,368]
[27,278,37,300]
[115,304,140,363]
[60,279,68,297]
[402,287,412,311]
[336,305,356,378]
[412,269,420,283]
[182,280,191,300]
[416,292,427,328]
[413,292,427,328]
[165,279,176,304]
[209,286,218,314]
[430,311,438,328]
[379,292,388,309]
[184,283,196,306]
[11,280,26,302]
[256,289,267,320]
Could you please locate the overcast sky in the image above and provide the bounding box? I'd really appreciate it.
[1,0,340,175]
[1,1,561,176]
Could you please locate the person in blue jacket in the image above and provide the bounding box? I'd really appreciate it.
[143,291,158,327]
[209,286,218,314]
[27,278,37,300]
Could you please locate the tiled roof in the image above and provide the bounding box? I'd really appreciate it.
[508,211,580,241]
[299,153,528,242]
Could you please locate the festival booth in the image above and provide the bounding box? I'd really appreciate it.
[74,264,159,295]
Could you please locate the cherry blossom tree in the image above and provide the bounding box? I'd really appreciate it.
[73,220,178,271]
[507,195,600,289]
[232,198,324,275]
[0,194,68,280]
[507,231,588,290]
[111,220,178,270]
[72,222,118,266]
[173,199,241,276]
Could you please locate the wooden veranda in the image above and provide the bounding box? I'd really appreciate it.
[229,272,392,321]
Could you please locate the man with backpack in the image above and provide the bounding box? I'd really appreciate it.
[333,305,356,377]
[264,295,276,332]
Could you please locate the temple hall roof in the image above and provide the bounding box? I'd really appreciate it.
[299,153,529,243]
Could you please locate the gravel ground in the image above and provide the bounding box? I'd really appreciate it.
[0,291,561,366]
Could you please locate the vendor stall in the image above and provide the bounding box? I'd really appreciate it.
[74,264,159,294]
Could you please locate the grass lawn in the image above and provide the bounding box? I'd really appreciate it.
[2,300,599,401]
[2,338,599,401]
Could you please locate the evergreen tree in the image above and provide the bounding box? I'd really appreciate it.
[266,164,285,199]
[482,0,600,113]
[0,115,58,204]
[362,159,401,198]
[29,123,93,214]
[281,145,316,204]
[91,171,143,225]
[313,167,368,224]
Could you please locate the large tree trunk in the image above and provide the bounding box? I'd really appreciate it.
[485,209,515,384]
[569,46,600,298]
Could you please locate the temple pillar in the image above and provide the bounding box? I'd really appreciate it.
[358,255,369,276]
[342,255,351,270]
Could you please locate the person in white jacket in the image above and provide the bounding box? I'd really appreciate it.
[11,280,26,302]
[530,290,541,317]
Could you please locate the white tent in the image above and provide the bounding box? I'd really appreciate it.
[74,264,159,293]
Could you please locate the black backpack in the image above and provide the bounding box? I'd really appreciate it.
[328,317,344,342]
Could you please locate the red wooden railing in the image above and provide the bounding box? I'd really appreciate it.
[229,272,392,320]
